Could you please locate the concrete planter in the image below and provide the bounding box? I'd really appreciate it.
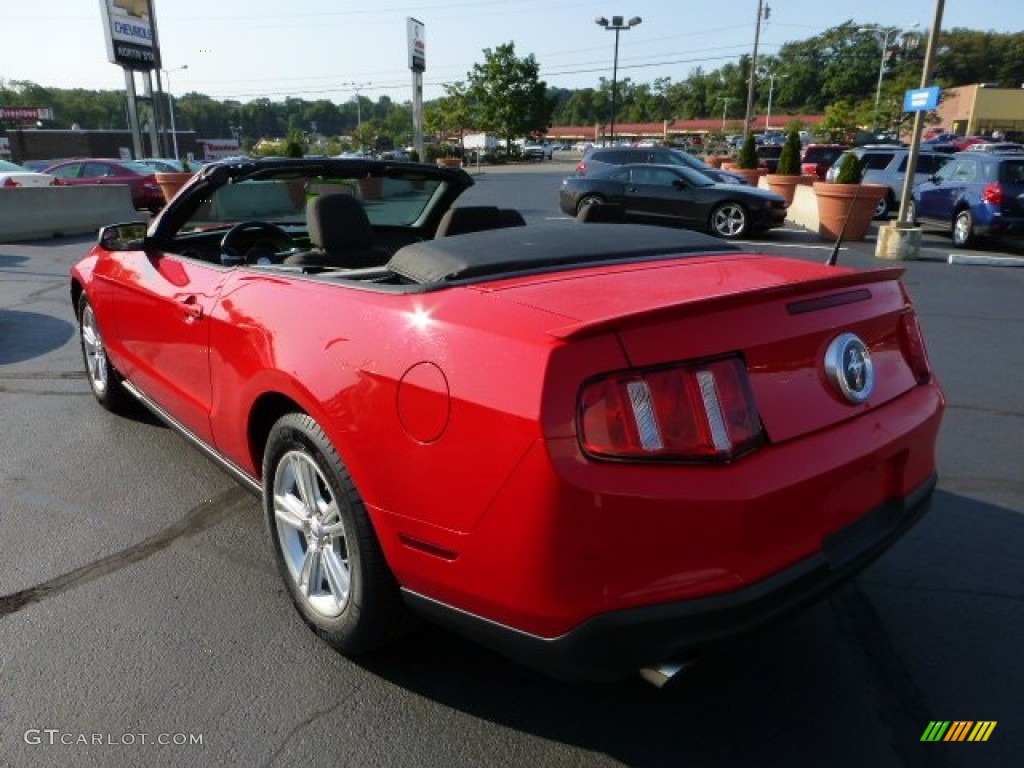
[765,174,816,206]
[813,182,888,241]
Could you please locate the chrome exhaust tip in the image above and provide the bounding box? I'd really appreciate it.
[639,659,693,688]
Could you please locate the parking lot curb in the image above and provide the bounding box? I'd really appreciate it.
[947,253,1024,267]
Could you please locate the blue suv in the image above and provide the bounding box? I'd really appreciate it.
[909,150,1024,247]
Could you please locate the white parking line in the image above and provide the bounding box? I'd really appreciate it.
[947,253,1024,267]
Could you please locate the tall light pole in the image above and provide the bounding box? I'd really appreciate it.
[718,96,737,133]
[859,24,919,130]
[595,15,642,145]
[344,81,371,129]
[764,72,785,131]
[162,64,188,160]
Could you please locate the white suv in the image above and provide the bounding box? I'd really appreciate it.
[826,146,954,219]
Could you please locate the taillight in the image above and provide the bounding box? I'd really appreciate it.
[898,310,933,384]
[579,356,764,461]
[2,177,19,188]
[982,183,1004,206]
[576,162,587,175]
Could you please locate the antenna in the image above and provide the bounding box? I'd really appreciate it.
[825,163,867,266]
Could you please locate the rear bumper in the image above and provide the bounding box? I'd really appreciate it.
[977,212,1024,237]
[404,473,936,682]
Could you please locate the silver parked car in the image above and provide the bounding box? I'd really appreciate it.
[826,146,954,219]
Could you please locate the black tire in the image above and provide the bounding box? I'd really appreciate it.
[263,413,410,655]
[77,292,130,413]
[576,194,604,215]
[710,202,749,238]
[952,209,974,248]
[874,192,893,220]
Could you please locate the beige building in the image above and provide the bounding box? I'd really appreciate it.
[936,84,1024,137]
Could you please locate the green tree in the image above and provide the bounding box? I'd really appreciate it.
[425,81,472,149]
[815,99,860,143]
[465,42,553,150]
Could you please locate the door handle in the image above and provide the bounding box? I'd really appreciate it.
[180,295,203,320]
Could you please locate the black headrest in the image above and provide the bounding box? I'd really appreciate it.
[435,206,505,237]
[307,193,375,251]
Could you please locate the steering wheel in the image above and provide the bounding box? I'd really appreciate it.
[220,221,293,265]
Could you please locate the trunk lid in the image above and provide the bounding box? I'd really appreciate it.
[480,254,921,444]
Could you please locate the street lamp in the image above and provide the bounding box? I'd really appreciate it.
[859,24,919,130]
[595,15,641,144]
[764,72,785,131]
[344,81,371,129]
[162,64,188,160]
[717,96,736,133]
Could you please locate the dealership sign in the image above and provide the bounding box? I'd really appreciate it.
[407,17,425,73]
[99,0,161,70]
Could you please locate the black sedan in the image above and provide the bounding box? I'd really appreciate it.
[559,164,787,239]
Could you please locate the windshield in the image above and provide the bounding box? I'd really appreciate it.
[178,172,446,235]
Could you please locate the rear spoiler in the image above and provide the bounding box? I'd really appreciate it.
[549,267,906,341]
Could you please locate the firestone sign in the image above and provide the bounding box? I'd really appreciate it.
[99,0,161,70]
[0,107,55,121]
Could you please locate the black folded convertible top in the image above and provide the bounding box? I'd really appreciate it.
[386,223,740,285]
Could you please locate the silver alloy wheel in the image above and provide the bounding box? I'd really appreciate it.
[712,203,747,238]
[953,210,973,247]
[273,450,351,619]
[80,303,108,395]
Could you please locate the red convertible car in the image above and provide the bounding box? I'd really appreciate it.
[71,158,944,683]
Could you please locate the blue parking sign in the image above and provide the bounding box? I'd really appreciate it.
[904,87,941,112]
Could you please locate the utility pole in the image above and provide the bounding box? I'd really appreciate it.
[896,1,945,226]
[743,0,769,141]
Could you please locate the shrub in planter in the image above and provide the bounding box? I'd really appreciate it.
[776,130,802,176]
[737,134,758,170]
[813,152,886,240]
[729,134,765,185]
[835,151,862,183]
[765,129,811,206]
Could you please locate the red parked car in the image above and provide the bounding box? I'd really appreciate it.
[43,158,165,212]
[71,158,944,683]
[800,144,849,179]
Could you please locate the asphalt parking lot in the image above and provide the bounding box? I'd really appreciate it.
[0,165,1021,768]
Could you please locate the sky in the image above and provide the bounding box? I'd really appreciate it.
[2,0,1022,107]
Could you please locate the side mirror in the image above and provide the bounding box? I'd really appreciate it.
[98,222,148,251]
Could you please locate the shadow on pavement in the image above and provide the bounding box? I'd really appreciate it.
[0,309,75,365]
[354,489,1020,767]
